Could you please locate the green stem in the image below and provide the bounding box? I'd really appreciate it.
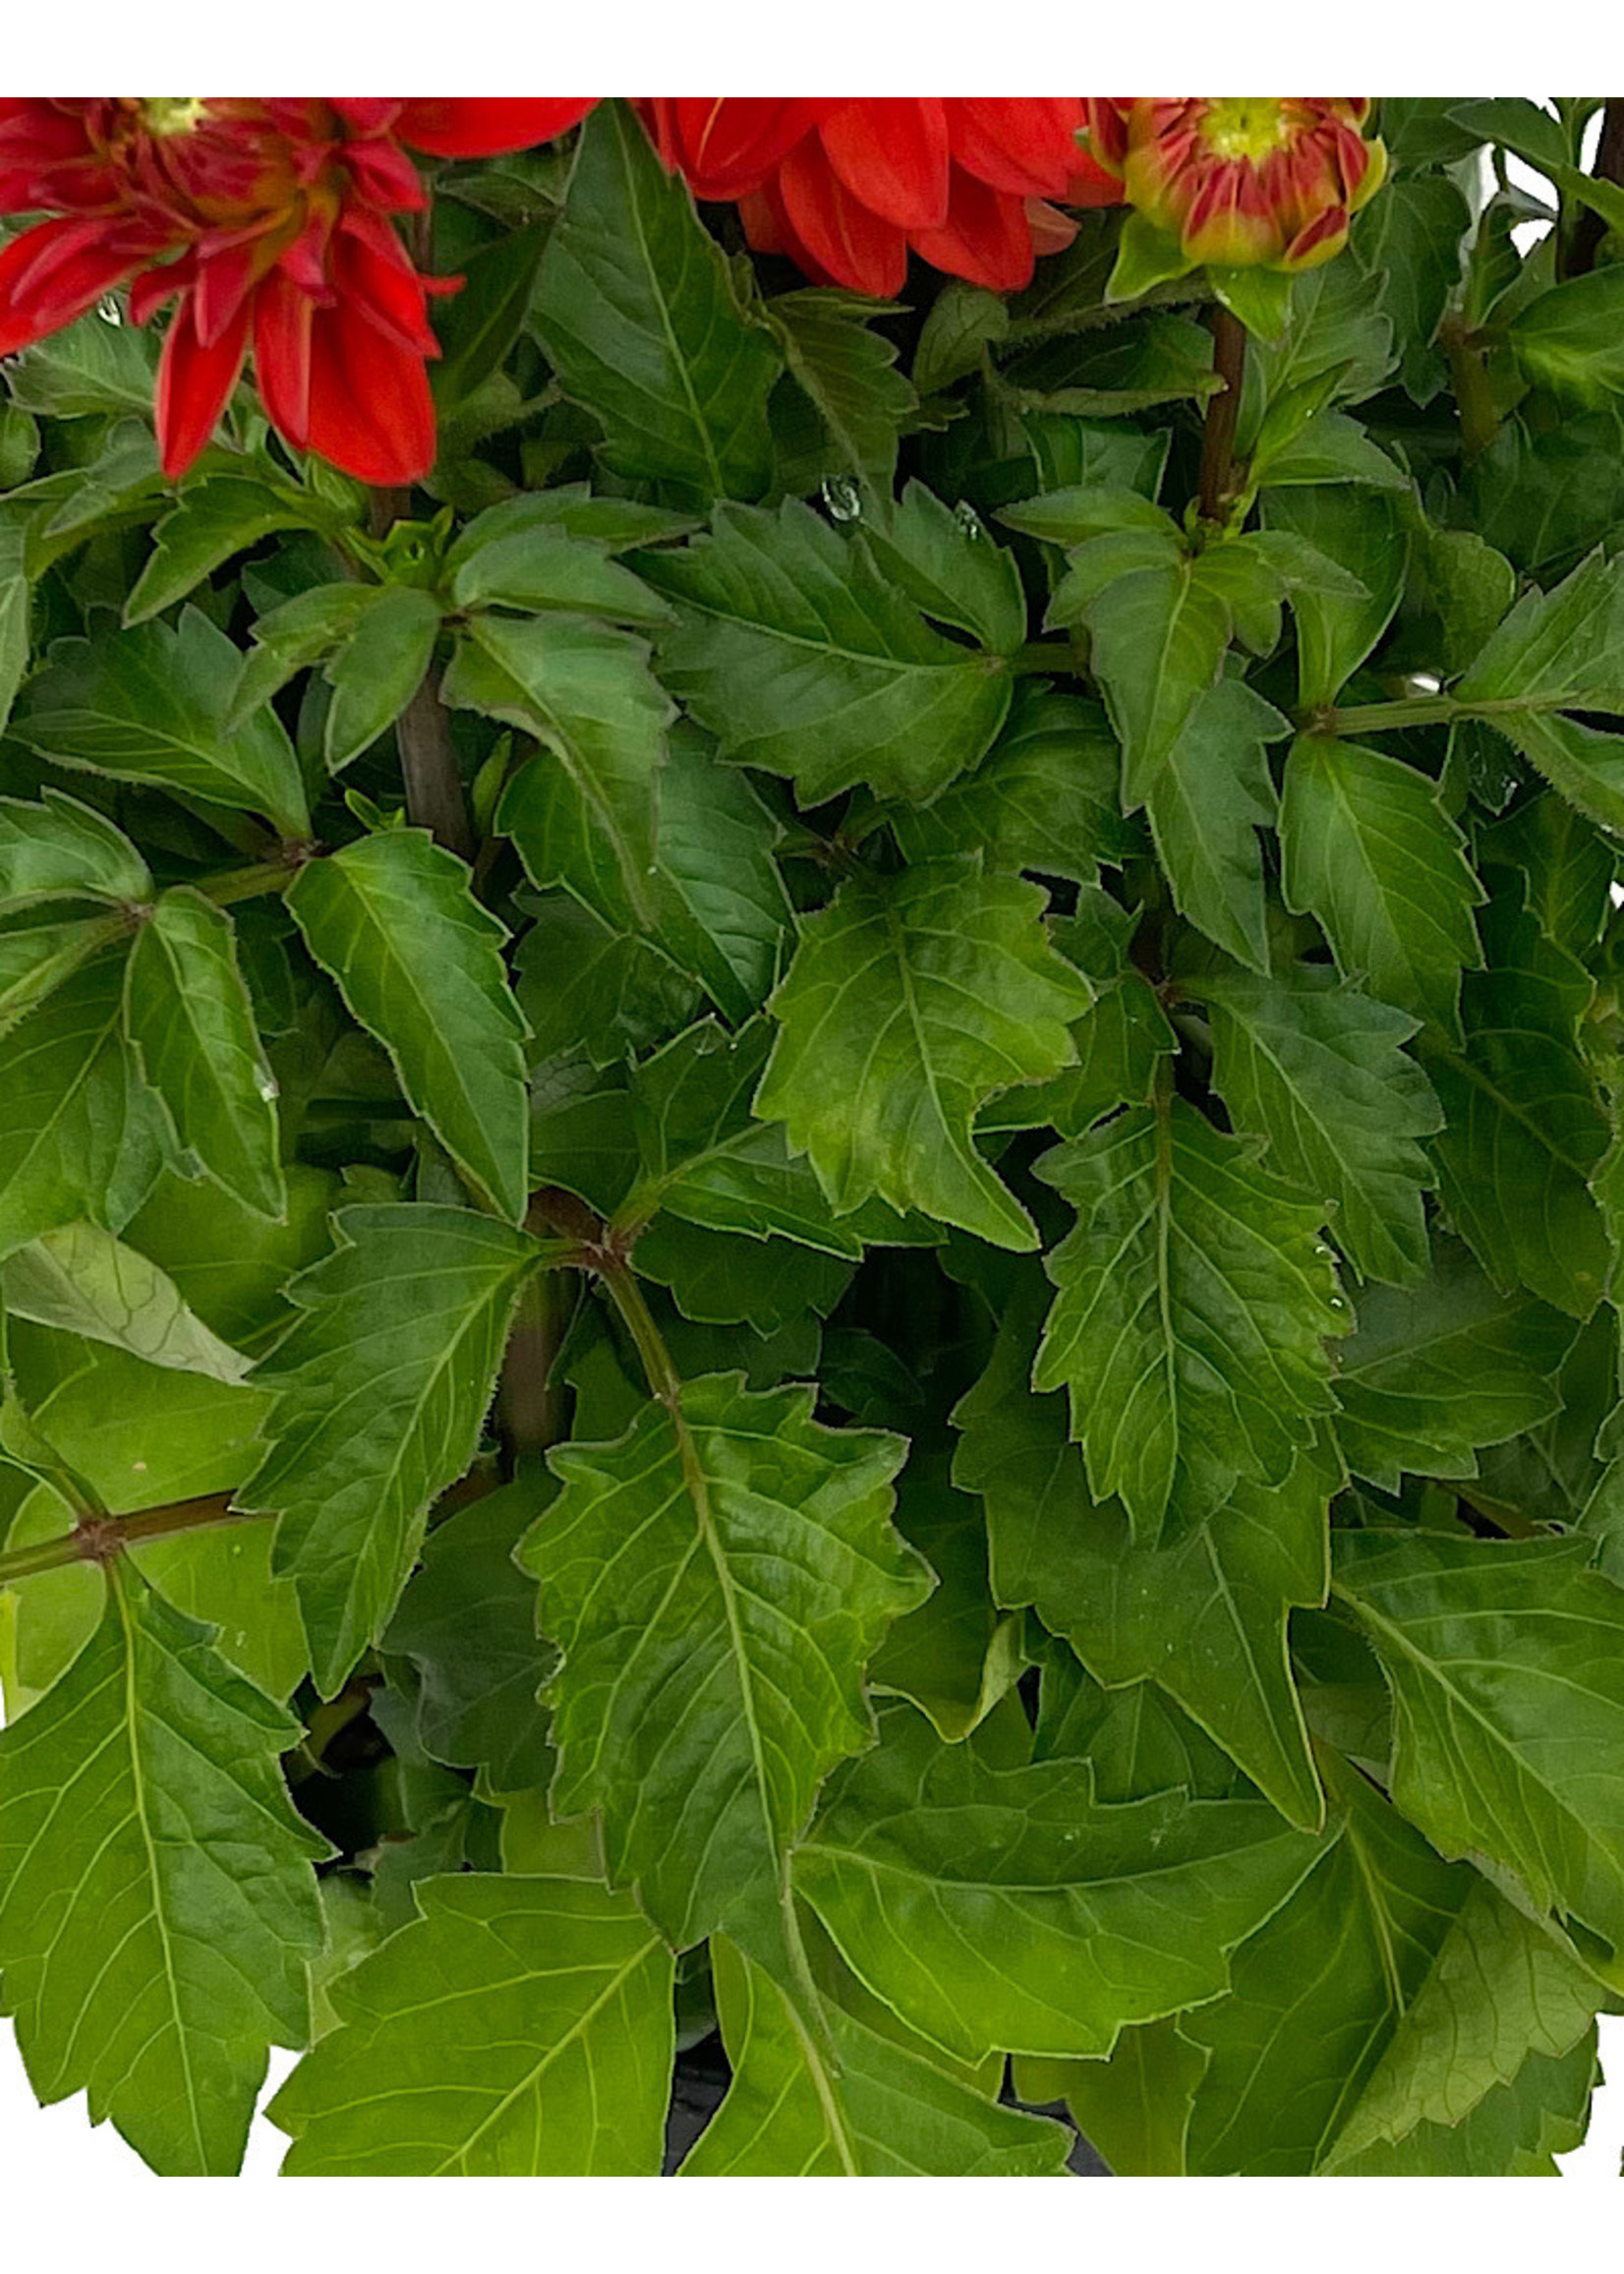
[599,1262,682,1408]
[1008,640,1076,677]
[1199,306,1248,525]
[1561,97,1624,279]
[0,1491,258,1586]
[1310,695,1461,735]
[1440,315,1498,463]
[194,855,310,906]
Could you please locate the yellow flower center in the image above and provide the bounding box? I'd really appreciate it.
[139,97,209,139]
[1201,99,1292,164]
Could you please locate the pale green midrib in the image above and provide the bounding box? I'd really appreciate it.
[114,1569,210,2172]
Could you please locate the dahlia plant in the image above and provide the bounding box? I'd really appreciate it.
[0,92,1623,2180]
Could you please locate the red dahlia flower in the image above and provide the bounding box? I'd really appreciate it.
[645,98,1121,299]
[0,97,594,484]
[1084,97,1385,273]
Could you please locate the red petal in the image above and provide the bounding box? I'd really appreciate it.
[818,99,950,231]
[252,271,314,448]
[154,292,250,478]
[0,216,139,356]
[776,136,908,297]
[396,99,595,157]
[911,169,1036,291]
[304,302,436,485]
[951,98,1084,199]
[327,213,438,355]
[191,237,263,349]
[645,97,818,198]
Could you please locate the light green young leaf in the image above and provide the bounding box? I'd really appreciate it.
[270,1874,673,2175]
[1332,1527,1624,1952]
[643,499,1013,804]
[1330,2032,1598,2177]
[287,831,529,1222]
[758,858,1092,1251]
[240,1204,540,1693]
[125,887,284,1221]
[1330,1237,1576,1490]
[1323,1876,1602,2166]
[446,610,670,936]
[1200,962,1443,1285]
[0,790,151,910]
[0,1222,250,1383]
[10,607,311,840]
[1279,735,1484,1035]
[520,1371,922,1955]
[1020,2022,1206,2177]
[447,522,674,625]
[0,1562,325,2176]
[683,1936,1070,2176]
[532,100,781,504]
[795,1703,1319,2065]
[1182,1758,1477,2175]
[1507,267,1624,406]
[1034,1093,1347,1539]
[226,582,388,729]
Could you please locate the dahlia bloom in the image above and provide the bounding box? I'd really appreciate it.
[0,98,594,484]
[646,98,1121,299]
[1084,97,1385,273]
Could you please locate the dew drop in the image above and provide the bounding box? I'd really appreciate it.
[95,295,123,326]
[954,500,984,541]
[1329,1295,1346,1309]
[256,1072,279,1103]
[821,475,862,524]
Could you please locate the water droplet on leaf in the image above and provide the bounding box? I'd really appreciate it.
[821,476,862,524]
[954,500,984,540]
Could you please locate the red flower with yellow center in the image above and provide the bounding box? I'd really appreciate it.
[0,97,594,484]
[1085,96,1385,273]
[645,97,1120,299]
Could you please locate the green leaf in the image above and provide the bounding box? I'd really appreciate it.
[1279,736,1484,1035]
[1330,2033,1598,2176]
[4,307,158,417]
[520,1371,922,1954]
[1332,1527,1624,1951]
[1181,1757,1477,2174]
[1356,175,1473,399]
[432,218,551,415]
[320,585,442,773]
[1143,678,1285,973]
[270,1874,673,2175]
[0,1222,250,1383]
[644,724,791,1021]
[514,894,699,1069]
[0,910,125,1035]
[795,1703,1319,2064]
[1034,1093,1347,1539]
[1262,485,1408,705]
[1200,962,1443,1285]
[240,1204,539,1693]
[1458,544,1624,716]
[1322,1876,1602,2167]
[1331,1237,1576,1490]
[859,480,1027,655]
[532,101,781,504]
[447,610,669,935]
[1019,2022,1205,2177]
[287,831,529,1222]
[757,859,1092,1251]
[123,472,336,625]
[956,1302,1330,1828]
[225,582,388,729]
[1419,880,1609,1317]
[892,685,1130,882]
[10,608,311,841]
[0,790,151,910]
[1067,549,1232,805]
[643,499,1013,804]
[1250,408,1409,491]
[0,1562,325,2175]
[382,1469,559,1794]
[683,1936,1070,2176]
[867,1473,1024,1743]
[1507,266,1624,405]
[125,888,285,1221]
[0,951,163,1259]
[0,521,29,738]
[768,289,916,495]
[446,509,675,625]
